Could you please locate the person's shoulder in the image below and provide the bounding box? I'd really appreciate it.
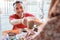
[9,14,17,19]
[23,13,34,17]
[9,14,16,17]
[24,13,33,15]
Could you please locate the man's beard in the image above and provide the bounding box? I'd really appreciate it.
[17,12,23,18]
[17,12,21,14]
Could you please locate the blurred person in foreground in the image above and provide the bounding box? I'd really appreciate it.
[48,0,56,18]
[37,0,60,40]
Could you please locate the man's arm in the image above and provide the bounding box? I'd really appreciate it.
[33,19,42,25]
[31,17,42,26]
[9,15,24,25]
[9,19,23,25]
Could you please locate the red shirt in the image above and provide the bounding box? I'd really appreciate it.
[9,13,34,30]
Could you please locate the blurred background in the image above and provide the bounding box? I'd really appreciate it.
[0,0,50,31]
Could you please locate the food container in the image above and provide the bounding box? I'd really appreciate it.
[8,32,17,40]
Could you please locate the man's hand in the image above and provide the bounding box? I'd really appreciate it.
[22,17,28,26]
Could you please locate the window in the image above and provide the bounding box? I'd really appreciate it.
[0,0,50,31]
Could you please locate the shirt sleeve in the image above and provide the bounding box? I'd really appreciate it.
[9,15,16,21]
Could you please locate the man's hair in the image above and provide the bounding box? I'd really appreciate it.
[13,1,23,6]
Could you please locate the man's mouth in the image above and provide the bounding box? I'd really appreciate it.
[18,12,20,14]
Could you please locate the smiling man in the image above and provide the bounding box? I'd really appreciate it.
[9,1,42,30]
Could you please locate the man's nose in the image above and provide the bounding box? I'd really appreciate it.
[19,9,22,11]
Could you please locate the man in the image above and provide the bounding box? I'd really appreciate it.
[9,1,42,30]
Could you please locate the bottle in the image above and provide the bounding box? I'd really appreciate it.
[8,32,17,40]
[34,25,38,32]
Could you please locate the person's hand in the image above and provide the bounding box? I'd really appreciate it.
[22,17,28,26]
[22,17,36,27]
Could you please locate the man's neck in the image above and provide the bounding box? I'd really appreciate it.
[16,13,23,19]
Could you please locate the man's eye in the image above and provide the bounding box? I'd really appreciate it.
[16,8,19,10]
[20,7,23,9]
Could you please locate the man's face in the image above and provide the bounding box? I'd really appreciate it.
[14,3,23,15]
